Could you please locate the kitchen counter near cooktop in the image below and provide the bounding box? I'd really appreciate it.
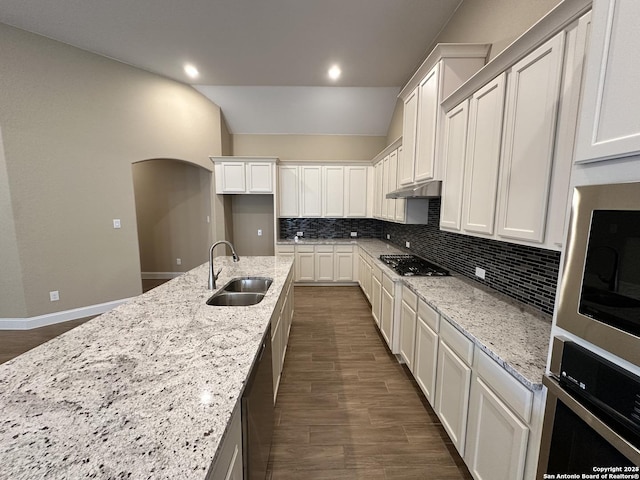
[0,256,294,480]
[279,237,551,390]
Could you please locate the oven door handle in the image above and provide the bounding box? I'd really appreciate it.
[542,375,640,465]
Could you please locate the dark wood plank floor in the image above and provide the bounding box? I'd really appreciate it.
[267,286,472,480]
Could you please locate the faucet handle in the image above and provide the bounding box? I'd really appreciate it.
[215,267,222,279]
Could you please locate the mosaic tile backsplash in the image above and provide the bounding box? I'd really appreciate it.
[383,199,561,315]
[279,218,383,239]
[278,199,561,315]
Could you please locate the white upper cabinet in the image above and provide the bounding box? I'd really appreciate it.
[381,155,390,220]
[398,44,490,187]
[322,166,344,217]
[387,150,399,220]
[400,88,419,186]
[414,63,440,182]
[300,166,322,217]
[345,166,368,217]
[373,161,383,219]
[212,157,277,194]
[462,74,507,236]
[496,33,565,243]
[394,147,407,223]
[575,0,640,163]
[440,99,470,232]
[278,165,299,217]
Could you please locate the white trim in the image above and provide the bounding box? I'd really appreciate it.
[141,271,183,280]
[0,298,134,330]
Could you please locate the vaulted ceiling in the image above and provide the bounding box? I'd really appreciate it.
[0,0,463,134]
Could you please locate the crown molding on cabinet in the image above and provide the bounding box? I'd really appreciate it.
[398,44,492,101]
[209,156,279,164]
[277,159,373,165]
[372,136,403,165]
[442,0,592,112]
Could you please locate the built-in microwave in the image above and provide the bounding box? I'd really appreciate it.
[556,182,640,366]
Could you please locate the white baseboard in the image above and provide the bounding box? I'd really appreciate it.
[0,297,134,330]
[141,272,183,280]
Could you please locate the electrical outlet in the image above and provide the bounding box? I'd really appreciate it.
[176,258,181,265]
[386,234,390,240]
[296,231,304,237]
[49,290,60,302]
[475,267,486,280]
[405,241,411,249]
[113,219,121,229]
[350,231,357,238]
[206,215,210,223]
[258,229,263,236]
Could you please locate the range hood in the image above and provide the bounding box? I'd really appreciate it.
[386,180,442,199]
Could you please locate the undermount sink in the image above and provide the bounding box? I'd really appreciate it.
[206,277,273,306]
[207,292,265,306]
[222,277,273,293]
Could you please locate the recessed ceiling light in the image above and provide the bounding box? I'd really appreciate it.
[184,63,200,79]
[328,65,341,81]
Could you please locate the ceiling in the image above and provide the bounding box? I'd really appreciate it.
[0,0,463,135]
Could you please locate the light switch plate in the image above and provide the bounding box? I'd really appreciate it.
[386,234,390,240]
[258,229,263,236]
[113,219,121,229]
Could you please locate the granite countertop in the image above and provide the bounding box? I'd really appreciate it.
[279,237,551,390]
[0,256,294,480]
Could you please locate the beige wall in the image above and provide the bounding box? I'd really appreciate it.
[132,160,212,274]
[230,195,275,257]
[386,0,562,142]
[232,134,386,161]
[0,24,223,317]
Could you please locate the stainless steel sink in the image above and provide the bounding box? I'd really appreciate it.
[206,277,273,306]
[222,277,273,293]
[206,292,265,306]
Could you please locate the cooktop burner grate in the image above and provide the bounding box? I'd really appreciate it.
[379,254,450,277]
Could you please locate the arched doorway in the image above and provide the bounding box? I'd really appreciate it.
[132,159,212,291]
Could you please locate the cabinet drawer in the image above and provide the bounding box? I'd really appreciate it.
[474,347,533,423]
[418,299,439,332]
[315,245,334,253]
[335,244,354,253]
[371,263,382,282]
[440,318,474,366]
[296,245,314,253]
[277,245,295,254]
[382,273,394,294]
[402,286,418,310]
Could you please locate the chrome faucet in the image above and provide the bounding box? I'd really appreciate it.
[208,240,240,289]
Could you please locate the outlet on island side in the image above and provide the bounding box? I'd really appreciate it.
[475,267,486,280]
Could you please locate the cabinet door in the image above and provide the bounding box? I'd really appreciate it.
[435,340,472,455]
[207,404,243,480]
[496,33,565,243]
[387,150,398,220]
[575,0,640,163]
[220,162,246,193]
[415,63,440,182]
[278,166,299,217]
[399,300,417,371]
[462,73,506,235]
[296,252,315,281]
[272,314,283,400]
[380,283,394,347]
[247,162,273,193]
[334,252,354,281]
[400,87,419,185]
[371,273,382,327]
[315,251,334,281]
[345,166,368,217]
[440,99,470,231]
[381,155,390,220]
[300,166,322,217]
[465,376,529,480]
[373,161,383,219]
[414,315,439,406]
[395,147,407,223]
[322,166,344,217]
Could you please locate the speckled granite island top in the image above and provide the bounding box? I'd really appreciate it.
[0,256,294,480]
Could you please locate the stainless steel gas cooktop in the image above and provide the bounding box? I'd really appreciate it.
[379,254,450,277]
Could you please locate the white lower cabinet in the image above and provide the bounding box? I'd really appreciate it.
[291,244,357,283]
[271,273,294,401]
[334,247,355,282]
[207,403,243,480]
[371,263,382,327]
[399,287,418,372]
[380,275,394,348]
[414,299,440,406]
[295,246,315,282]
[465,376,529,480]
[315,246,335,282]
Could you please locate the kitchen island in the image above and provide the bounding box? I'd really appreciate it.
[0,256,294,480]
